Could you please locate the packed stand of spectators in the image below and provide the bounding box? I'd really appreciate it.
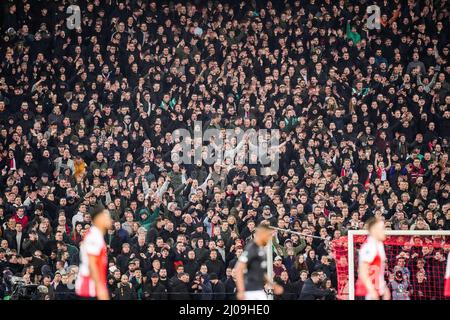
[386,243,449,300]
[0,0,449,300]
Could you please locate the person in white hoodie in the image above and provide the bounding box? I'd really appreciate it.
[72,203,87,229]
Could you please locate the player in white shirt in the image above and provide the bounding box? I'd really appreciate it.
[75,206,112,300]
[355,217,390,300]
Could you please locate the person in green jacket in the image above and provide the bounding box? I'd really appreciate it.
[272,234,307,258]
[138,199,161,231]
[346,21,361,45]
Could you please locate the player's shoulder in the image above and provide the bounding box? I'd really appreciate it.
[360,241,373,254]
[85,226,104,242]
[241,240,258,258]
[361,239,375,249]
[238,240,256,263]
[244,240,257,251]
[359,238,378,259]
[83,226,105,254]
[363,236,381,249]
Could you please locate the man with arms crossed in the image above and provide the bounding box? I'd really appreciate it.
[75,205,112,300]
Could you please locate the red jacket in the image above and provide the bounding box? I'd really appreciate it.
[14,214,29,228]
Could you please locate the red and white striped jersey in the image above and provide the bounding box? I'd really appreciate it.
[355,236,386,297]
[75,226,107,297]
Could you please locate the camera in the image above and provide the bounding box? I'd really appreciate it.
[7,275,44,300]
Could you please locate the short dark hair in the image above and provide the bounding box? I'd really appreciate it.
[366,217,381,231]
[257,221,271,230]
[91,205,107,220]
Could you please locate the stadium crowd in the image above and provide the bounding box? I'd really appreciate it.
[0,0,449,300]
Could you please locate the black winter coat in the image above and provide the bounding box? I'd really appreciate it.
[142,282,168,300]
[114,283,137,300]
[211,280,226,300]
[170,279,191,300]
[299,279,330,300]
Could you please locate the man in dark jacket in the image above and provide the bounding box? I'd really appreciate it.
[168,264,185,289]
[205,250,225,279]
[196,274,213,300]
[142,273,168,300]
[114,274,137,300]
[184,250,200,279]
[22,231,44,258]
[42,275,56,300]
[224,272,236,300]
[275,270,301,300]
[3,217,16,248]
[170,273,191,300]
[210,273,226,300]
[116,243,133,273]
[299,272,331,300]
[55,273,75,300]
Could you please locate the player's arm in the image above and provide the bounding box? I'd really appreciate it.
[358,261,379,299]
[234,260,247,300]
[88,254,109,300]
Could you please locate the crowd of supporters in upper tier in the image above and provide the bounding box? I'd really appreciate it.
[0,0,449,300]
